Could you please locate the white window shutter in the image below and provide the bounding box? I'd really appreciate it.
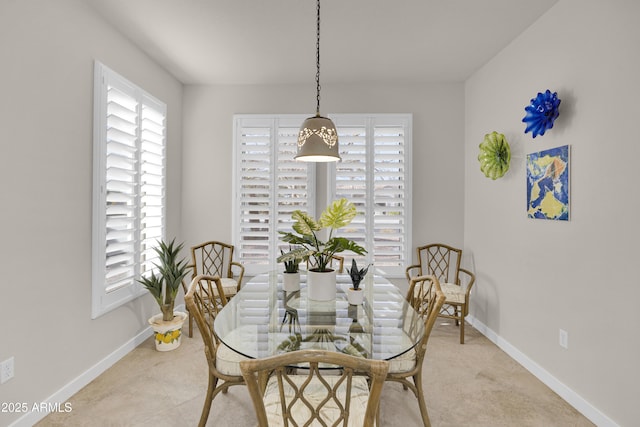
[233,116,315,275]
[233,114,410,278]
[92,62,166,318]
[333,123,369,262]
[139,97,166,275]
[235,121,274,270]
[104,83,138,294]
[371,121,410,273]
[275,123,315,237]
[331,115,412,277]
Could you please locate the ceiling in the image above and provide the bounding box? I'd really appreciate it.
[85,0,558,86]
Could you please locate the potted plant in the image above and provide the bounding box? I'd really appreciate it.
[277,198,367,301]
[347,259,371,305]
[137,238,190,351]
[281,247,302,291]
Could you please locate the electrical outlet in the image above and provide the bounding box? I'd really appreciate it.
[559,329,569,349]
[1,357,14,384]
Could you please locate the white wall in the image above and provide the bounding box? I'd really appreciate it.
[11,0,631,425]
[182,83,465,256]
[465,0,640,425]
[0,1,183,425]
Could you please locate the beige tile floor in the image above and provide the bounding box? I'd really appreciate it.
[37,321,594,426]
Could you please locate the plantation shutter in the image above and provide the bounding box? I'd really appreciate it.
[139,96,166,275]
[92,62,166,318]
[331,115,412,277]
[235,120,273,269]
[333,122,369,261]
[233,116,315,275]
[371,120,410,272]
[276,123,314,237]
[103,82,138,295]
[233,114,410,278]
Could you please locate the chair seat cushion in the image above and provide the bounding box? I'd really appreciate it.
[412,282,466,305]
[216,343,247,377]
[388,348,417,373]
[219,278,239,296]
[441,282,466,304]
[263,374,371,426]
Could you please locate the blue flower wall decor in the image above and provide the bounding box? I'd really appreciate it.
[522,90,561,138]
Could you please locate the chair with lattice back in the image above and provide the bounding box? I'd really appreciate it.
[184,274,247,427]
[406,243,476,344]
[240,349,388,427]
[384,275,445,427]
[183,241,245,337]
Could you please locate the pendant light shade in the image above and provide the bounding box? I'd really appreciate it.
[295,114,340,162]
[296,0,340,162]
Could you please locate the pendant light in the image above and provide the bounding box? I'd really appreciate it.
[295,0,340,162]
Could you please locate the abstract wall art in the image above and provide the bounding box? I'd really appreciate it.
[526,145,570,220]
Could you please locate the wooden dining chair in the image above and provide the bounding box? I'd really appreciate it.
[240,349,389,427]
[184,240,245,337]
[406,243,476,344]
[184,274,247,427]
[384,275,445,427]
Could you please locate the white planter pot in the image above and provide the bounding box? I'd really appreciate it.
[347,288,364,305]
[283,271,301,291]
[148,311,187,352]
[306,269,337,301]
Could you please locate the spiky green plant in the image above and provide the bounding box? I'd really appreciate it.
[348,259,371,290]
[137,239,191,321]
[277,198,367,272]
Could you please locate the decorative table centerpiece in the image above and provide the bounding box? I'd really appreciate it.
[277,198,367,301]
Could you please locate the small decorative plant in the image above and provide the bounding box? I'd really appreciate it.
[277,198,367,272]
[348,259,371,290]
[281,247,301,273]
[137,238,191,322]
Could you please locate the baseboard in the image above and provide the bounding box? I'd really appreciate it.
[9,303,186,427]
[467,315,618,427]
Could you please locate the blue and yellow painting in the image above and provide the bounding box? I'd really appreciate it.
[526,145,570,220]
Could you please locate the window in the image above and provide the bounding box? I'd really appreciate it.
[233,114,411,277]
[92,62,167,318]
[330,115,412,277]
[233,116,315,276]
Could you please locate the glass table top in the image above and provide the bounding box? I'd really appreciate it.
[213,272,425,361]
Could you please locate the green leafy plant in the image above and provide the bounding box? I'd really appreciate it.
[277,198,367,272]
[281,247,301,273]
[137,238,191,322]
[348,259,371,290]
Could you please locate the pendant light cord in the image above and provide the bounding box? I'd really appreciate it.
[315,0,321,116]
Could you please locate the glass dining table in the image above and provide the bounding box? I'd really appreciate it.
[213,271,425,362]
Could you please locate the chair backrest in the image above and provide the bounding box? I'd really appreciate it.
[191,241,236,279]
[184,274,228,363]
[416,243,462,285]
[406,275,446,364]
[240,350,389,427]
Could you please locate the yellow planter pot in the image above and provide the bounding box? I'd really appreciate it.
[148,311,187,352]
